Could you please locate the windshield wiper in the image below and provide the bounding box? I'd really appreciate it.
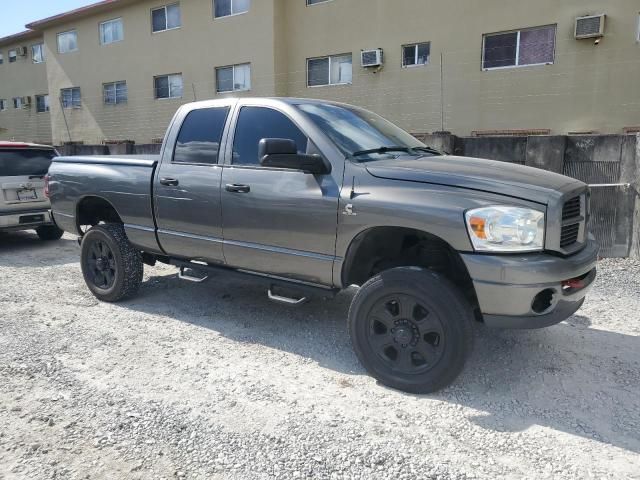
[350,146,415,159]
[350,145,442,160]
[411,146,443,156]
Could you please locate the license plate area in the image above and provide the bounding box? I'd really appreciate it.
[17,188,37,201]
[19,214,45,224]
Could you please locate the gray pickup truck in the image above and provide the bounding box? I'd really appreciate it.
[48,98,598,393]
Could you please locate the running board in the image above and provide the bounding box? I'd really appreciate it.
[168,259,339,300]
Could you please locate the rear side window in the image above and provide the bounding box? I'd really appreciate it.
[173,107,230,164]
[0,149,55,177]
[232,106,308,165]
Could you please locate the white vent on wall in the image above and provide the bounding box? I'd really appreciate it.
[21,96,32,108]
[361,49,384,68]
[575,14,606,39]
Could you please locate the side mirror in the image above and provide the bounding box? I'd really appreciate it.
[259,138,331,175]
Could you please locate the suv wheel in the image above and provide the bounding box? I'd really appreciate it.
[36,225,64,241]
[80,223,143,302]
[348,267,474,394]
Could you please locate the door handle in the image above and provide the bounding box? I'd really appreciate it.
[225,184,251,193]
[160,177,179,187]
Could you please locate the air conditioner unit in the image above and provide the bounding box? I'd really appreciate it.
[361,49,384,68]
[21,96,32,108]
[16,46,28,56]
[575,14,606,39]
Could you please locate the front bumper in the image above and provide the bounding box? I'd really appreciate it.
[0,208,54,231]
[461,235,599,329]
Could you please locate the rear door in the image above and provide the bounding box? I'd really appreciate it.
[154,103,232,264]
[0,148,54,215]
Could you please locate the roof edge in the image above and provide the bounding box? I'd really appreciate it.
[0,30,42,47]
[25,0,125,30]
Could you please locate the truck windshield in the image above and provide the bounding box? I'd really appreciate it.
[295,103,437,161]
[0,149,55,177]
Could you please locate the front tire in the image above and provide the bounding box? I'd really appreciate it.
[80,223,143,302]
[36,225,64,241]
[348,267,474,394]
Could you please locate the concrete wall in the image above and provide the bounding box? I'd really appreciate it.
[42,0,280,145]
[282,0,640,136]
[3,0,640,144]
[0,33,52,143]
[423,133,640,258]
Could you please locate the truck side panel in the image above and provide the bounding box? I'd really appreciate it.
[48,157,162,253]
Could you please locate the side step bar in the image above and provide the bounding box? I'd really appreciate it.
[169,258,339,304]
[267,288,308,306]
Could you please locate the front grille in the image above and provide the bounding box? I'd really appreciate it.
[560,195,583,249]
[562,196,581,220]
[560,223,580,247]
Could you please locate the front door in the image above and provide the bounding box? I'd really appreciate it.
[154,105,230,264]
[220,105,340,286]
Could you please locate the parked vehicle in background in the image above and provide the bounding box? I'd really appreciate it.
[0,142,63,240]
[47,98,598,393]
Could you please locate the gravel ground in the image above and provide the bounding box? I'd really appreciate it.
[0,231,639,480]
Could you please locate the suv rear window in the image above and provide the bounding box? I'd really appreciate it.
[0,149,55,177]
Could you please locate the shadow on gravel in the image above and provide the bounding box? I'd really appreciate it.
[125,270,640,455]
[0,231,77,267]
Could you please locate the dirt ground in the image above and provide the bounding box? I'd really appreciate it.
[1,231,639,479]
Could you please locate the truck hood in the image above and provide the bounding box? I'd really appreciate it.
[365,155,584,205]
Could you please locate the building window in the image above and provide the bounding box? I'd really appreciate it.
[307,0,330,5]
[32,43,45,64]
[100,18,124,45]
[307,53,352,87]
[154,74,183,99]
[214,0,250,18]
[216,63,251,93]
[0,53,4,65]
[13,97,23,109]
[61,87,81,108]
[0,99,6,111]
[482,25,556,70]
[57,30,78,53]
[8,49,17,63]
[402,42,430,67]
[103,81,128,104]
[36,95,49,113]
[152,3,181,32]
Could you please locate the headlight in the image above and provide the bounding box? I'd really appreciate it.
[465,206,545,252]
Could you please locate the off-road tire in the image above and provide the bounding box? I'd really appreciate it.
[80,223,143,302]
[36,225,64,241]
[348,267,474,394]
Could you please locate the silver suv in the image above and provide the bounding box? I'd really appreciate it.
[0,142,63,240]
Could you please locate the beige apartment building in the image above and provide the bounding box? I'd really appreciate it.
[0,0,639,145]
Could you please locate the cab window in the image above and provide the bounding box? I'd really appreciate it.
[232,106,308,166]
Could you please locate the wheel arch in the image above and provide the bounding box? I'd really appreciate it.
[75,195,124,234]
[341,226,480,317]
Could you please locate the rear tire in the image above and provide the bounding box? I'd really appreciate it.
[80,223,143,302]
[36,225,64,241]
[348,267,474,394]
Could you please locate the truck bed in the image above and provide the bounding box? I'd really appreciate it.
[49,155,161,253]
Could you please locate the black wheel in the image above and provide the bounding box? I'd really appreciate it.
[80,223,143,302]
[36,225,64,241]
[348,267,474,394]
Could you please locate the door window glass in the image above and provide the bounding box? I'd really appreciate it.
[232,107,307,166]
[173,107,230,164]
